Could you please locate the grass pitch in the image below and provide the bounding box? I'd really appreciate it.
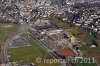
[8,33,47,63]
[8,33,60,66]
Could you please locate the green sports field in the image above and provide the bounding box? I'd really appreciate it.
[8,33,60,66]
[8,33,47,63]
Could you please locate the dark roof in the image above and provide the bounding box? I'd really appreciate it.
[34,25,56,30]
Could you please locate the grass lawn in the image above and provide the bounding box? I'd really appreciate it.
[8,33,60,66]
[51,19,71,29]
[84,33,96,42]
[0,23,18,45]
[8,33,47,63]
[77,63,97,66]
[80,46,100,51]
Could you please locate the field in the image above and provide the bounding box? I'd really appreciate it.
[0,23,18,63]
[8,33,47,63]
[80,46,100,51]
[51,19,71,29]
[8,33,60,66]
[0,23,18,45]
[84,33,96,42]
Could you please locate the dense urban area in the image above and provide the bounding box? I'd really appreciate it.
[0,0,100,66]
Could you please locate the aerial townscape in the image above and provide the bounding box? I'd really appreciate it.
[0,0,100,66]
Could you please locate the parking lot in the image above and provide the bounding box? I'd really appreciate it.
[10,37,31,48]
